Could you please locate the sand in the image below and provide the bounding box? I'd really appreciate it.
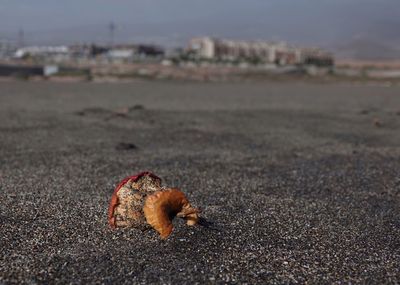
[1,80,399,284]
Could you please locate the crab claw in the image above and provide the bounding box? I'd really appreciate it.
[143,188,200,239]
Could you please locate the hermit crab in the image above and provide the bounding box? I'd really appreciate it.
[108,172,200,239]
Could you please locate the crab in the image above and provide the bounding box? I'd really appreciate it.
[108,172,200,239]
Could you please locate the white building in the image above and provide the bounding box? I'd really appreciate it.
[107,49,135,60]
[188,37,291,63]
[14,46,70,61]
[188,37,215,59]
[187,37,333,66]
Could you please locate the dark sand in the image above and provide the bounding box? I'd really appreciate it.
[1,81,399,284]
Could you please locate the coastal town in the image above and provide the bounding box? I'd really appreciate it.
[0,36,349,81]
[1,36,399,81]
[1,36,332,65]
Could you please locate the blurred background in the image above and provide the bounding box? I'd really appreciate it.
[1,0,400,79]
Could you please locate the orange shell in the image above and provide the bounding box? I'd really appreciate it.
[143,188,199,239]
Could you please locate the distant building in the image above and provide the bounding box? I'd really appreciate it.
[15,46,69,58]
[189,37,215,59]
[106,44,164,61]
[89,45,109,58]
[136,45,164,57]
[188,37,333,66]
[14,46,70,61]
[0,40,16,59]
[91,44,164,59]
[107,49,135,60]
[10,43,165,63]
[188,37,287,63]
[301,48,334,67]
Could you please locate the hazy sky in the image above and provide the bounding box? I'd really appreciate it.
[0,0,399,49]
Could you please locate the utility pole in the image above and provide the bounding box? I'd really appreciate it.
[109,22,115,47]
[18,28,25,48]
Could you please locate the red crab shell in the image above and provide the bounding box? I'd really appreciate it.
[108,171,161,228]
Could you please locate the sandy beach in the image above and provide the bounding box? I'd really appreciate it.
[1,80,399,284]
